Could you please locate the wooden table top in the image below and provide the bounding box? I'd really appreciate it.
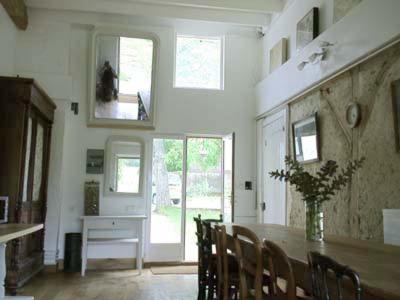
[0,223,43,244]
[80,215,147,220]
[223,223,400,300]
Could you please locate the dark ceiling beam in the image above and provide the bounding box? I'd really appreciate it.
[0,0,28,30]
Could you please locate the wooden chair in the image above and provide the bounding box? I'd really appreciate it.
[194,214,223,300]
[194,215,208,300]
[215,225,239,300]
[307,251,363,300]
[232,225,273,300]
[263,240,311,300]
[201,215,223,300]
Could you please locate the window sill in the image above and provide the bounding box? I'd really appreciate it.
[173,86,224,92]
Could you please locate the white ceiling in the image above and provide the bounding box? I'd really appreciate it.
[25,0,285,27]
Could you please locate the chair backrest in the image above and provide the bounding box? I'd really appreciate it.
[201,215,223,253]
[263,240,296,300]
[308,251,363,300]
[203,214,223,224]
[232,225,265,300]
[194,214,204,245]
[215,225,230,300]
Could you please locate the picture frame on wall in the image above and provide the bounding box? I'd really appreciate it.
[296,7,319,51]
[269,38,288,73]
[391,79,400,152]
[86,149,105,174]
[292,113,320,164]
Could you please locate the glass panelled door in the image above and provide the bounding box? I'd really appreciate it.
[149,136,233,262]
[150,138,185,261]
[184,138,223,261]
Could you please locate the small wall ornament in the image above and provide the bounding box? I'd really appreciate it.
[346,101,362,128]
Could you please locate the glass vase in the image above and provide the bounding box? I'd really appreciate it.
[305,201,324,241]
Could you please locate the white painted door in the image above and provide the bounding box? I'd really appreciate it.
[222,133,234,223]
[262,113,286,225]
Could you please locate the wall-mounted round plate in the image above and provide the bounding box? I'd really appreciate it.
[346,102,361,128]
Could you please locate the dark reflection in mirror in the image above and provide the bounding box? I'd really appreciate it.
[95,35,154,121]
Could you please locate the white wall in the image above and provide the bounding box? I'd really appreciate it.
[14,9,259,263]
[0,5,17,75]
[261,0,334,79]
[256,0,400,116]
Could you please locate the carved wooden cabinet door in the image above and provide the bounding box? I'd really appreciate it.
[0,77,55,294]
[19,109,50,265]
[9,107,51,293]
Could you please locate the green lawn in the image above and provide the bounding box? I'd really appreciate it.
[157,206,221,227]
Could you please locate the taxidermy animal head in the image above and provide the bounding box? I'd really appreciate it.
[96,61,119,103]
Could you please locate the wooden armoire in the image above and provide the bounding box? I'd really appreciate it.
[0,77,56,294]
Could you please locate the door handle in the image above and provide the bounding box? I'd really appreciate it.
[261,202,266,211]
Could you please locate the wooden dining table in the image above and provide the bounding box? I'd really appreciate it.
[217,223,400,300]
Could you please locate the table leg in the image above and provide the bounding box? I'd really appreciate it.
[137,221,143,274]
[0,243,34,300]
[81,225,88,277]
[0,243,6,298]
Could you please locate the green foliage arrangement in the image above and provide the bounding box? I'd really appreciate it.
[269,156,365,204]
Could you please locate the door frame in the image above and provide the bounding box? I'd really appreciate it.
[257,108,288,225]
[222,133,235,223]
[146,133,233,262]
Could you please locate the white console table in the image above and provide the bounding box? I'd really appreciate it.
[80,215,147,276]
[0,223,43,300]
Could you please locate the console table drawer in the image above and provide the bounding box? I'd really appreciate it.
[85,219,134,229]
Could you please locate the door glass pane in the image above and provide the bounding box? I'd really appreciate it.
[22,118,32,202]
[151,139,183,244]
[32,123,44,202]
[185,138,222,261]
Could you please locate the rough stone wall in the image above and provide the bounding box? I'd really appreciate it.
[288,41,400,241]
[334,0,363,23]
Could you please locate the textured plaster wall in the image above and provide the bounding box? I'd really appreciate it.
[288,41,400,241]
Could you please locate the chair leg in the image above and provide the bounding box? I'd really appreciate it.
[198,282,206,300]
[207,283,213,300]
[207,271,216,300]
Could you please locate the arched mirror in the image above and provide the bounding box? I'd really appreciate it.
[88,27,158,129]
[104,136,145,197]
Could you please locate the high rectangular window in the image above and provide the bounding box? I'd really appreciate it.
[174,35,224,90]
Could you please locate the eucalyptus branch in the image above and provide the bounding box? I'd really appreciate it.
[269,156,365,204]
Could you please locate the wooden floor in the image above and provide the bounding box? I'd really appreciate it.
[17,269,198,300]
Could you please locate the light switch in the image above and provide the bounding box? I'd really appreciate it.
[245,181,252,190]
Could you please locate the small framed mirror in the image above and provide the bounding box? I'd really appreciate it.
[88,27,158,129]
[104,136,145,197]
[292,113,320,163]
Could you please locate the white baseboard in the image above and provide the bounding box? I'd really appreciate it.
[44,249,58,265]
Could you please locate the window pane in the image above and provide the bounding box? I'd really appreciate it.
[32,123,44,202]
[175,36,222,89]
[151,139,183,244]
[116,157,140,193]
[119,37,154,96]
